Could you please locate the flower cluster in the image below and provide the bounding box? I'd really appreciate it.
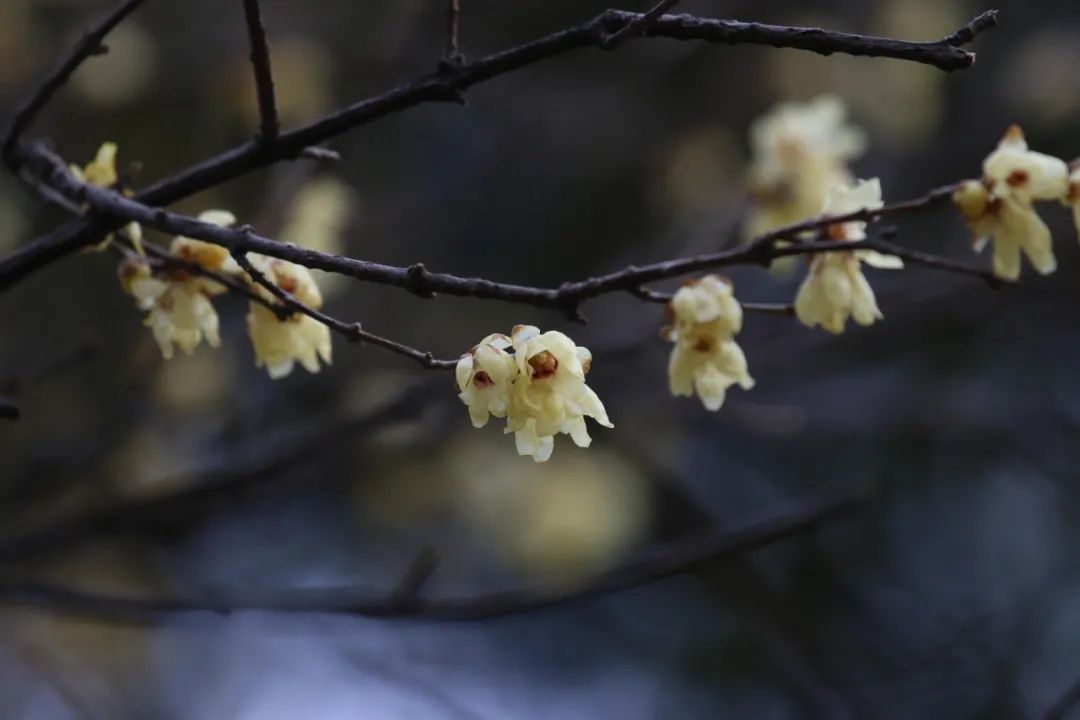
[117,208,332,379]
[745,96,866,254]
[664,275,754,411]
[456,326,612,462]
[953,125,1077,281]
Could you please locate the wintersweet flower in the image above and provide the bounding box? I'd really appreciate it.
[71,141,142,253]
[504,325,612,462]
[665,275,754,411]
[794,179,900,334]
[244,253,332,379]
[456,333,518,429]
[171,210,242,275]
[118,256,224,359]
[954,125,1069,281]
[745,96,866,268]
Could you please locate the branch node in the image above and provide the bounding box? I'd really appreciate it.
[406,263,436,298]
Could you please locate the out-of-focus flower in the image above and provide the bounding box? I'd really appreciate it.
[71,142,142,253]
[118,210,238,359]
[794,179,899,334]
[505,325,612,462]
[280,177,356,296]
[745,96,866,268]
[665,275,753,411]
[456,333,517,428]
[244,254,332,379]
[70,21,156,107]
[452,435,651,589]
[954,125,1069,281]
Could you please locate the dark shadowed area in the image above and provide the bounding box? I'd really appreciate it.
[1,0,1079,718]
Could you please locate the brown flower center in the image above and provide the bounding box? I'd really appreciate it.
[473,370,494,388]
[1006,169,1029,187]
[528,351,559,379]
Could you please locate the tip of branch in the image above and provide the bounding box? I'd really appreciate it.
[944,9,999,47]
[300,146,341,163]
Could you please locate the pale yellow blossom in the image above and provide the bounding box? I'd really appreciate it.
[455,333,517,428]
[502,325,612,462]
[794,179,899,334]
[954,125,1069,280]
[118,257,224,359]
[244,254,332,379]
[666,275,754,411]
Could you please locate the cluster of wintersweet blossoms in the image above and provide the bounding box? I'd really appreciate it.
[74,144,334,380]
[84,95,1080,462]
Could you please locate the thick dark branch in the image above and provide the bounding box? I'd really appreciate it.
[232,250,458,369]
[240,0,279,143]
[0,494,861,623]
[16,144,1003,324]
[0,7,996,292]
[0,0,151,165]
[0,397,18,421]
[1045,675,1080,720]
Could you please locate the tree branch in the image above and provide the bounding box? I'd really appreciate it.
[0,494,861,624]
[444,0,462,63]
[0,0,151,166]
[15,143,1005,327]
[240,0,279,143]
[0,7,997,292]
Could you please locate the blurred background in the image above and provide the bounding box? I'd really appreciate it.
[2,0,1080,717]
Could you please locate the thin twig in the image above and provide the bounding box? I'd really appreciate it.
[240,0,280,143]
[0,8,997,291]
[628,286,796,316]
[232,249,458,369]
[0,0,151,165]
[0,494,861,623]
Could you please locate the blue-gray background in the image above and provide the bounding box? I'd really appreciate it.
[1,0,1079,718]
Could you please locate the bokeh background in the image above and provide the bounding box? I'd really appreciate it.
[2,0,1080,718]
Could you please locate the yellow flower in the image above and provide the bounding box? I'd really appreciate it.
[171,210,241,274]
[745,96,866,271]
[243,254,332,379]
[504,325,612,462]
[456,333,517,428]
[665,275,753,411]
[794,179,900,334]
[954,125,1069,280]
[118,257,224,359]
[71,141,143,254]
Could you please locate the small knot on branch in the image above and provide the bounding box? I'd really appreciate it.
[406,263,436,298]
[348,322,365,343]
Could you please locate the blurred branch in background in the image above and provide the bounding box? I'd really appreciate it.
[0,493,862,624]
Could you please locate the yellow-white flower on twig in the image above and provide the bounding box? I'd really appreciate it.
[244,253,332,379]
[954,125,1069,281]
[665,275,753,411]
[794,178,901,334]
[71,141,142,254]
